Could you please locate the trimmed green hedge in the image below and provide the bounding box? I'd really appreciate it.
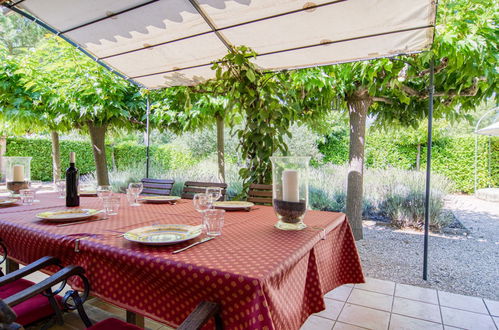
[5,138,96,181]
[319,132,499,193]
[6,132,498,193]
[113,141,196,172]
[5,137,196,181]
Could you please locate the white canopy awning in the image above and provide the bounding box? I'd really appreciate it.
[1,0,436,89]
[476,121,499,136]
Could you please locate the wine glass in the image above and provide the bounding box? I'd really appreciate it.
[54,180,66,199]
[97,185,113,200]
[193,193,212,214]
[206,187,222,203]
[128,182,143,207]
[29,180,43,202]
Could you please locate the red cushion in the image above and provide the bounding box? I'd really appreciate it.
[88,318,142,330]
[0,278,62,326]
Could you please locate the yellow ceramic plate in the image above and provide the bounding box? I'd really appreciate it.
[79,190,98,196]
[36,209,100,222]
[213,201,254,210]
[140,196,181,204]
[124,224,202,246]
[0,198,18,206]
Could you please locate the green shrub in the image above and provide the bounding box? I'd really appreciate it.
[309,164,452,229]
[112,141,146,170]
[319,130,499,193]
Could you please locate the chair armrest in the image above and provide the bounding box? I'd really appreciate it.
[178,301,222,330]
[0,256,60,287]
[0,299,19,328]
[4,265,85,307]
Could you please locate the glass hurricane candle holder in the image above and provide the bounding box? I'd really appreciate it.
[4,157,32,194]
[270,156,310,230]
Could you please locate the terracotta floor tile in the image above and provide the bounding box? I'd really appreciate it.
[395,283,439,305]
[333,321,369,329]
[355,277,395,296]
[338,303,390,329]
[347,288,393,312]
[300,316,335,330]
[326,285,353,301]
[438,291,489,314]
[392,297,442,323]
[441,306,496,329]
[316,298,345,320]
[87,298,126,318]
[484,299,499,317]
[389,314,443,330]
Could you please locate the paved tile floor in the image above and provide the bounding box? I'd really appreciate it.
[301,277,499,330]
[7,266,499,329]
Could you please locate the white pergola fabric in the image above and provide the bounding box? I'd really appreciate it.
[3,0,436,89]
[476,121,499,136]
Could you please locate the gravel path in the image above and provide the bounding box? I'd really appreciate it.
[356,194,499,300]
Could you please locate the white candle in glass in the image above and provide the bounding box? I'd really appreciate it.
[13,165,25,182]
[282,169,299,202]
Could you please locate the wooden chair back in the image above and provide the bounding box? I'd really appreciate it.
[181,181,227,200]
[248,184,273,205]
[141,179,175,196]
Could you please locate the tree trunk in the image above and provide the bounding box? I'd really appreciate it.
[51,131,61,182]
[416,143,421,171]
[0,136,6,182]
[216,114,226,183]
[346,89,372,241]
[88,122,109,186]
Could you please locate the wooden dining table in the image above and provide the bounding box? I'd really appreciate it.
[0,192,364,330]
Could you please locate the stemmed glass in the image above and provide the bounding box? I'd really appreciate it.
[97,185,113,200]
[29,180,43,202]
[55,180,66,199]
[205,187,222,203]
[128,182,143,207]
[193,193,212,224]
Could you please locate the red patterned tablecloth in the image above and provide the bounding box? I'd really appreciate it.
[0,193,364,329]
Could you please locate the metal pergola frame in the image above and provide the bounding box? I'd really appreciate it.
[1,1,437,281]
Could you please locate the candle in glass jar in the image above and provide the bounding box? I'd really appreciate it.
[13,165,25,182]
[282,169,299,202]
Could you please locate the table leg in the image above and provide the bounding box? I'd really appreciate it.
[6,258,19,273]
[126,310,145,328]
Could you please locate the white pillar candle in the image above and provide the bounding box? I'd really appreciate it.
[13,165,25,182]
[282,169,299,203]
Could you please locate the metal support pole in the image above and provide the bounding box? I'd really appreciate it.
[423,58,434,281]
[145,97,151,178]
[473,108,497,193]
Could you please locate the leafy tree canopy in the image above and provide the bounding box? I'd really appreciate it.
[0,12,44,55]
[17,36,146,132]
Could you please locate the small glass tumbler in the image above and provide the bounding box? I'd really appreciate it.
[19,189,35,206]
[103,196,120,216]
[203,209,225,236]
